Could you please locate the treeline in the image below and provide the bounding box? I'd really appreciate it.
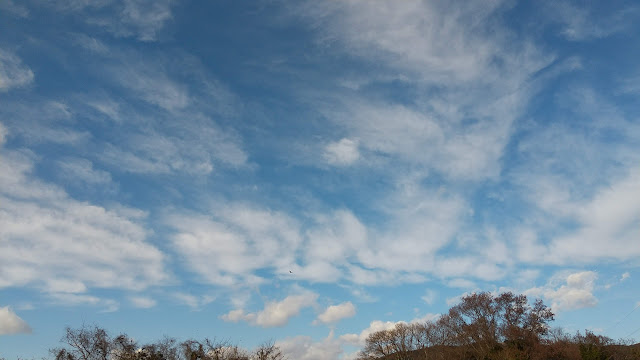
[357,292,640,360]
[5,292,638,360]
[49,325,284,360]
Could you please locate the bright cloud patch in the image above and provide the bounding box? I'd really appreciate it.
[0,147,168,296]
[167,204,301,285]
[0,306,31,335]
[315,302,356,325]
[277,333,344,360]
[222,292,318,327]
[528,271,599,312]
[324,138,359,166]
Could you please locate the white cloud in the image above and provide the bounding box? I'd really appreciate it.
[222,292,318,328]
[129,296,156,308]
[621,272,631,282]
[0,49,34,92]
[340,320,399,347]
[533,271,598,312]
[304,209,367,275]
[301,0,520,83]
[315,302,356,325]
[293,0,554,184]
[0,146,168,295]
[512,86,640,266]
[277,332,343,360]
[0,306,32,335]
[324,138,359,166]
[168,204,301,286]
[340,314,437,348]
[524,169,640,265]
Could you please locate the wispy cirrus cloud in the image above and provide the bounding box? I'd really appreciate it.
[39,0,177,42]
[129,296,157,309]
[542,0,640,41]
[0,49,34,92]
[510,86,640,266]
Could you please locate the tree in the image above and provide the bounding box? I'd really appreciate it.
[253,341,285,360]
[52,325,112,360]
[180,339,249,360]
[357,292,555,360]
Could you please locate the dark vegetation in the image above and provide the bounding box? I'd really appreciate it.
[48,325,284,360]
[2,292,638,360]
[356,292,640,360]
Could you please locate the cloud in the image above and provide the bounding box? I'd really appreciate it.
[324,138,359,166]
[0,101,91,145]
[315,302,356,325]
[340,314,438,347]
[421,290,437,305]
[108,58,189,111]
[45,0,176,42]
[0,145,168,295]
[48,293,119,312]
[0,307,32,335]
[0,49,34,92]
[277,332,343,360]
[222,292,318,327]
[168,204,301,286]
[517,168,640,265]
[292,0,553,181]
[300,0,519,83]
[172,293,216,310]
[528,271,598,312]
[542,1,640,41]
[71,33,110,54]
[0,123,7,146]
[0,0,29,18]
[129,296,156,309]
[83,50,248,175]
[56,158,114,187]
[621,272,631,282]
[511,86,640,266]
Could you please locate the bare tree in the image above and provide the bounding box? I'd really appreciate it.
[52,325,112,360]
[252,341,285,360]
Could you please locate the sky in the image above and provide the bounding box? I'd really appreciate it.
[1,0,639,359]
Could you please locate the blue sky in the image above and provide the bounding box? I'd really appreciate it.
[1,0,639,359]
